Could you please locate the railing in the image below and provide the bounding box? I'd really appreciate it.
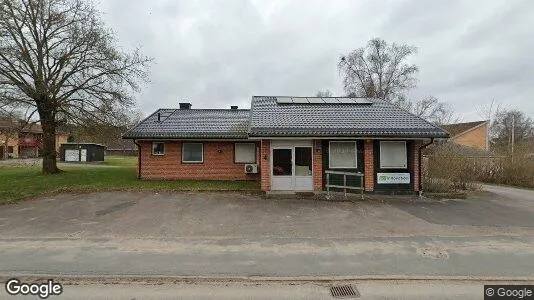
[325,170,364,199]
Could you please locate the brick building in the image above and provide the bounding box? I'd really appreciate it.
[123,97,449,193]
[441,120,489,151]
[0,120,69,159]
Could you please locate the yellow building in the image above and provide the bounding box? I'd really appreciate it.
[441,120,489,151]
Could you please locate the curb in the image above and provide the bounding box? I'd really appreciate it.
[2,274,534,284]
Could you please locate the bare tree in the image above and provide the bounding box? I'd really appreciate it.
[338,38,418,101]
[0,0,151,173]
[407,96,457,125]
[69,106,142,147]
[476,99,505,141]
[491,109,534,152]
[315,89,333,97]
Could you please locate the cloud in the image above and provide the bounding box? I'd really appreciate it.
[98,0,534,120]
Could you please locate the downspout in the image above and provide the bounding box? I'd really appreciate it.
[134,139,141,179]
[418,138,434,196]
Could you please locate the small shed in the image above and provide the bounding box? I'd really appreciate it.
[60,143,105,162]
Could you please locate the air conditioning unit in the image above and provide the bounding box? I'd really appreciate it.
[244,163,258,174]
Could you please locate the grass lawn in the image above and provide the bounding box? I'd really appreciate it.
[0,156,260,204]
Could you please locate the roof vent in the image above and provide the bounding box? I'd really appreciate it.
[157,113,161,122]
[230,106,238,110]
[179,102,191,110]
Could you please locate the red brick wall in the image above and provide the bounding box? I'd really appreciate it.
[363,139,374,191]
[313,139,323,191]
[412,140,422,192]
[260,139,271,191]
[139,141,259,181]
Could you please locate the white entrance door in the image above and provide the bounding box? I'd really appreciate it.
[271,148,293,190]
[271,141,313,191]
[80,149,87,162]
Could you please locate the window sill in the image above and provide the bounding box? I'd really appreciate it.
[329,166,358,169]
[380,166,407,169]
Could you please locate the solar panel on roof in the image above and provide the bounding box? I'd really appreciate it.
[275,97,293,104]
[292,98,309,104]
[322,98,339,104]
[307,98,326,104]
[275,97,373,105]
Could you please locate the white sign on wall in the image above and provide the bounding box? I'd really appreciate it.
[377,173,410,184]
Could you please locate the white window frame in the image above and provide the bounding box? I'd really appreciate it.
[234,143,256,163]
[152,142,165,156]
[379,141,407,169]
[328,141,358,169]
[182,142,204,163]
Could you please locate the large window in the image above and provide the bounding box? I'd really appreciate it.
[182,143,203,163]
[329,141,357,168]
[152,142,165,155]
[379,141,407,169]
[234,143,256,163]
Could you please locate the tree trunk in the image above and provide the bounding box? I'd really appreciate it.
[37,98,60,174]
[41,118,60,174]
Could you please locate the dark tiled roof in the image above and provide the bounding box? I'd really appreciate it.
[441,120,488,137]
[122,109,251,139]
[248,96,449,138]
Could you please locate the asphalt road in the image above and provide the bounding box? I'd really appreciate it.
[0,185,533,279]
[1,235,534,278]
[482,184,534,202]
[1,281,497,300]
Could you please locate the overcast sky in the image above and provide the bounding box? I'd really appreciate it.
[99,0,534,122]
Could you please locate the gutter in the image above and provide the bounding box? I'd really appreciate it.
[418,138,434,195]
[133,139,141,179]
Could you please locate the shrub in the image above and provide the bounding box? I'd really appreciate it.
[423,143,534,191]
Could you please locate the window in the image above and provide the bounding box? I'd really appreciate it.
[182,143,203,163]
[272,148,292,176]
[235,143,256,163]
[295,147,312,176]
[7,146,13,153]
[380,141,407,169]
[152,142,165,155]
[329,141,357,168]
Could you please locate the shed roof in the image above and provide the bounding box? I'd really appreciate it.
[61,142,106,148]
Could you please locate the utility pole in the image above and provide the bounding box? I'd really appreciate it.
[511,114,515,161]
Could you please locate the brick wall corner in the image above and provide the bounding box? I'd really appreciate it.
[363,139,374,192]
